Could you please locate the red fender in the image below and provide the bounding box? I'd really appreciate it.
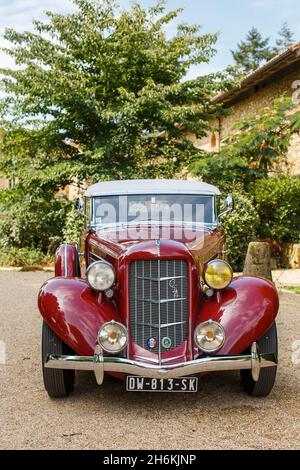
[55,243,80,277]
[38,278,120,355]
[197,276,279,355]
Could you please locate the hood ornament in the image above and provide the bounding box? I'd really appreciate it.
[155,239,161,256]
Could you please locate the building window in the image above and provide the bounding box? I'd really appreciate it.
[210,131,217,149]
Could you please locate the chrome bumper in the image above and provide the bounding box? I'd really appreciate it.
[45,342,277,385]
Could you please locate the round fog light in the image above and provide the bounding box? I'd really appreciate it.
[97,321,128,353]
[194,320,225,353]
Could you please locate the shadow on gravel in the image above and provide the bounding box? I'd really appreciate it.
[65,370,244,409]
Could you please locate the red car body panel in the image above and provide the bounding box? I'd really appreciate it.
[55,244,79,277]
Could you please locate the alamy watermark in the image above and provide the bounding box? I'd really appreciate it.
[92,195,211,243]
[291,340,300,365]
[292,80,300,105]
[0,340,6,364]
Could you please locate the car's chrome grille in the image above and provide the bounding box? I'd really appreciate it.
[129,260,188,359]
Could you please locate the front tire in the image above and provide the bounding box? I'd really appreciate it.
[241,322,278,397]
[41,321,75,398]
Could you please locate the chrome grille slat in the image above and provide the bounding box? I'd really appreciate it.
[136,297,186,304]
[135,275,185,281]
[129,260,188,361]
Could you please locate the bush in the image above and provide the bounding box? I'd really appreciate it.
[0,246,53,267]
[222,192,259,272]
[251,177,300,245]
[0,191,71,254]
[62,208,85,245]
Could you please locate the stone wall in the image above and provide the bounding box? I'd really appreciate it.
[282,244,300,269]
[219,68,300,139]
[287,133,300,175]
[0,178,9,189]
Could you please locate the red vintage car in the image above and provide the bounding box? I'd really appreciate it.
[38,179,279,397]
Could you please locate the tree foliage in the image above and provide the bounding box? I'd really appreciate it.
[274,22,294,53]
[0,0,237,255]
[231,27,273,74]
[0,0,232,184]
[231,24,295,74]
[190,97,300,192]
[222,192,259,271]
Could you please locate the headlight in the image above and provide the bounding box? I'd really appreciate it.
[86,260,115,291]
[203,259,233,290]
[97,321,128,353]
[194,320,225,353]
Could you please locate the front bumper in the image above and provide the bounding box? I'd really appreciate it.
[45,342,277,385]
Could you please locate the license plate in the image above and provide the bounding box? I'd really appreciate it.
[126,376,198,393]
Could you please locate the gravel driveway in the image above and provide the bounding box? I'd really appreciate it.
[0,271,299,450]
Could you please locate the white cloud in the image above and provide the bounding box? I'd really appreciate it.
[248,0,297,6]
[248,0,299,16]
[0,0,74,29]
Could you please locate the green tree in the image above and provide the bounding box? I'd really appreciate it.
[231,27,272,74]
[0,0,235,254]
[0,0,230,183]
[275,22,294,52]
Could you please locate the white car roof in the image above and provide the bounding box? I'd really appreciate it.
[85,179,221,197]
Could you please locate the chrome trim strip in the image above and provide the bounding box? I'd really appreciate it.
[134,355,186,364]
[45,342,277,381]
[135,275,185,282]
[64,243,67,277]
[158,258,162,365]
[136,297,186,304]
[89,252,103,261]
[137,321,186,329]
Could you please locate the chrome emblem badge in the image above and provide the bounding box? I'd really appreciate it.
[162,337,172,349]
[147,338,157,349]
[169,278,179,299]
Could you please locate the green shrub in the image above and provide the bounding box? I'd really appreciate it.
[251,177,300,245]
[0,191,71,255]
[222,192,259,272]
[0,246,53,267]
[62,208,85,245]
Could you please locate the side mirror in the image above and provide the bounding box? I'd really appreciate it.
[74,197,84,214]
[223,194,234,214]
[219,194,234,222]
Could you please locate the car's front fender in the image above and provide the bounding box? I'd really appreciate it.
[197,276,279,355]
[38,277,120,355]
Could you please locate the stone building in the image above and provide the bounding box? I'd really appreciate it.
[196,41,300,174]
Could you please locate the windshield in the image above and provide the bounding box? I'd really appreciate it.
[91,194,215,227]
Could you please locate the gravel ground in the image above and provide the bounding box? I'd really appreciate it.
[0,271,299,450]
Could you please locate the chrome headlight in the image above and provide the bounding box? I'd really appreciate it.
[86,260,115,291]
[203,259,233,290]
[97,321,128,353]
[194,320,225,353]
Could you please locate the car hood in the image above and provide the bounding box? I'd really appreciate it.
[94,223,223,264]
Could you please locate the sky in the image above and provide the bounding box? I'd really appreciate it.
[0,0,299,79]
